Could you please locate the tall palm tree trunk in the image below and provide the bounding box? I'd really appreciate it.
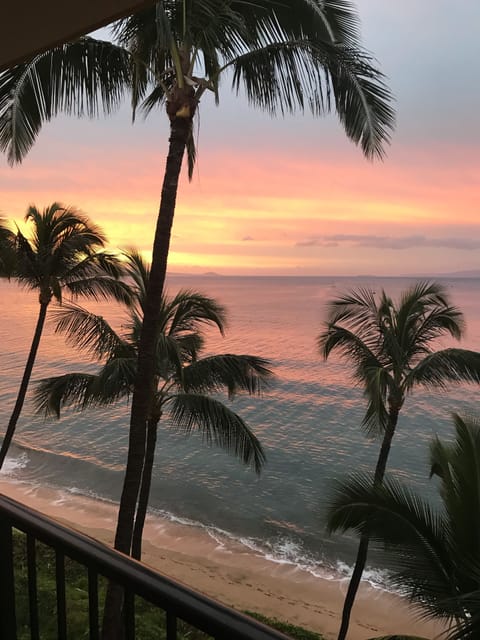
[102,98,194,640]
[0,301,49,469]
[336,409,399,640]
[132,418,158,560]
[113,98,194,559]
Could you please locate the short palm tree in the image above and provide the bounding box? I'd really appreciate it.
[0,1,395,562]
[0,203,131,470]
[34,250,272,559]
[317,281,480,640]
[328,413,480,640]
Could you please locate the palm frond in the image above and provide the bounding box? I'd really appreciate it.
[155,332,184,381]
[0,219,17,276]
[318,323,383,374]
[229,37,393,159]
[322,287,380,334]
[26,203,108,249]
[61,252,133,305]
[411,305,464,350]
[430,415,480,564]
[320,282,480,446]
[14,238,39,286]
[163,289,227,337]
[186,127,196,180]
[114,5,173,116]
[395,282,464,363]
[176,333,204,363]
[361,366,391,435]
[239,0,361,47]
[399,281,450,311]
[141,85,168,116]
[95,357,137,401]
[122,248,149,308]
[63,273,133,305]
[182,354,273,397]
[167,393,265,473]
[329,416,480,627]
[326,44,394,159]
[448,612,480,640]
[0,38,131,164]
[407,349,480,391]
[50,302,129,361]
[327,473,456,615]
[34,373,99,417]
[4,204,133,310]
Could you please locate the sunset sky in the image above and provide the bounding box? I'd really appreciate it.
[1,0,479,276]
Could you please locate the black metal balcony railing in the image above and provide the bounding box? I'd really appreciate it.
[0,493,290,640]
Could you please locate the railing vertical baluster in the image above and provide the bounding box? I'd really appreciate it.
[166,611,177,640]
[0,495,290,640]
[55,550,67,640]
[124,591,135,640]
[26,535,40,640]
[88,567,99,640]
[0,520,17,639]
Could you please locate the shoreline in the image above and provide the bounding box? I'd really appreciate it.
[0,476,445,640]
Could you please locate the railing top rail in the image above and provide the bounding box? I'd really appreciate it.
[0,492,291,640]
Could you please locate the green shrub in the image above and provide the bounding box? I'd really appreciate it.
[12,532,325,639]
[245,610,324,639]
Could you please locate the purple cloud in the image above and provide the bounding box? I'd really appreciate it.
[296,234,480,251]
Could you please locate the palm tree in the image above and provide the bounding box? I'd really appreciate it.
[0,1,395,562]
[34,249,272,559]
[0,219,17,276]
[317,281,480,640]
[0,203,131,470]
[328,413,480,640]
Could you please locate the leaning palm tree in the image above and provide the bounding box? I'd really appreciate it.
[328,413,480,640]
[318,281,480,640]
[34,249,272,559]
[0,203,131,470]
[0,1,395,562]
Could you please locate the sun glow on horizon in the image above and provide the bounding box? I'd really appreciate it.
[3,139,479,276]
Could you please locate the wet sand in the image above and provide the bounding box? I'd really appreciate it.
[0,478,445,640]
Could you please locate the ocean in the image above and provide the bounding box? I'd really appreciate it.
[1,274,480,590]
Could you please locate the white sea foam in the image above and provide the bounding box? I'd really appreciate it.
[65,486,111,503]
[148,502,399,590]
[151,505,358,584]
[335,559,397,593]
[0,452,29,476]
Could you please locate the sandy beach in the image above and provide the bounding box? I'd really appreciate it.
[0,477,445,640]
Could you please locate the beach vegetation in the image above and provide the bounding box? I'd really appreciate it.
[13,531,208,639]
[246,611,324,639]
[0,203,131,472]
[34,249,272,561]
[12,530,323,639]
[368,637,430,640]
[367,637,430,640]
[318,281,480,640]
[0,1,395,584]
[328,413,480,640]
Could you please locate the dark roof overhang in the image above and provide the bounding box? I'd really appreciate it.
[0,0,154,71]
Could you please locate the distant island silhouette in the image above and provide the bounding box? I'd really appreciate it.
[165,270,480,279]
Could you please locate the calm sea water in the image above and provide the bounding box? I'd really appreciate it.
[1,275,480,587]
